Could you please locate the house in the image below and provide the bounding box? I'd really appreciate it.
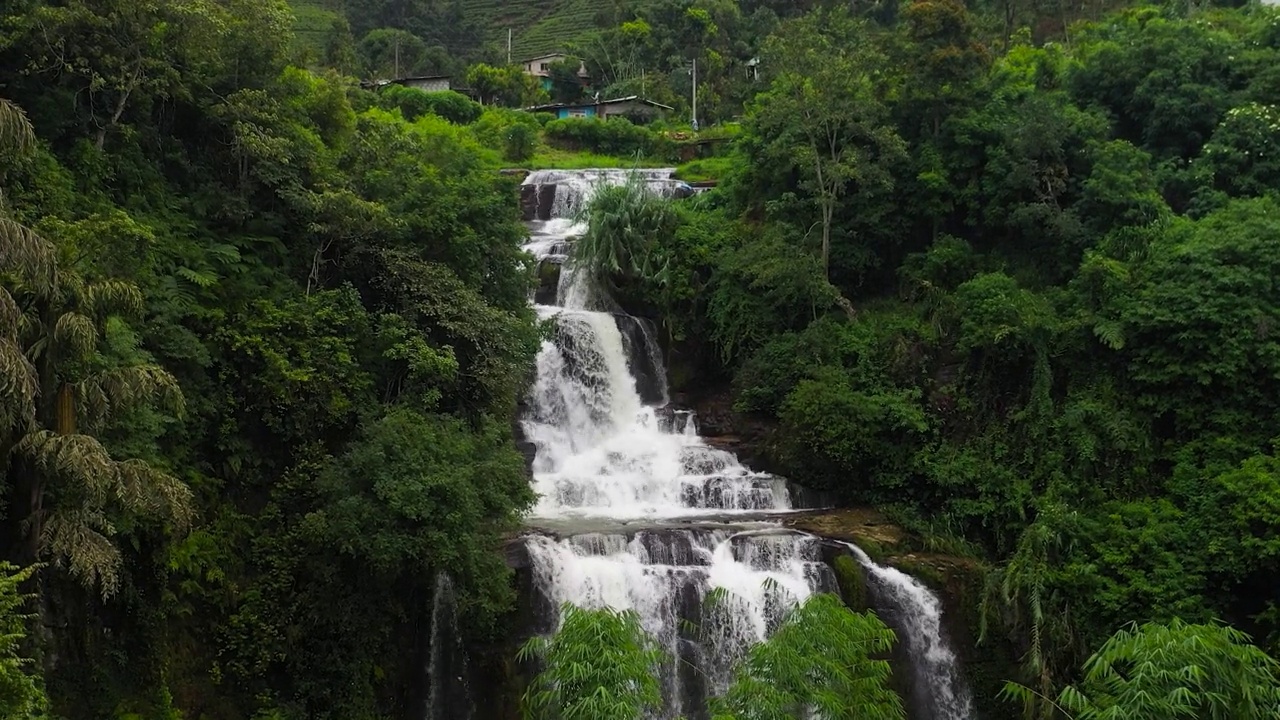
[389,75,452,93]
[520,53,589,91]
[525,96,673,123]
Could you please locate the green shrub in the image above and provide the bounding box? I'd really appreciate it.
[472,107,541,149]
[504,123,537,162]
[777,365,929,500]
[544,116,664,157]
[377,86,482,124]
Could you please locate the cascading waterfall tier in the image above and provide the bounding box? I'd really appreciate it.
[516,169,974,720]
[523,168,692,220]
[526,528,836,720]
[838,542,976,720]
[425,573,472,720]
[520,181,791,519]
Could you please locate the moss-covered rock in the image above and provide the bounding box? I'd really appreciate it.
[832,554,868,612]
[885,553,1021,719]
[783,508,906,559]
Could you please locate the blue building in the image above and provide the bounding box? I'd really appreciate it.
[526,96,673,123]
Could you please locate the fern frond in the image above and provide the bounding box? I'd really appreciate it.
[0,287,23,340]
[84,363,186,420]
[1093,321,1125,350]
[206,243,241,264]
[115,459,194,532]
[18,431,116,505]
[175,266,219,288]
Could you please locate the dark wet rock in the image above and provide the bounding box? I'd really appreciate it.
[534,261,560,305]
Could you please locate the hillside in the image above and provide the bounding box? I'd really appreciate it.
[288,0,344,61]
[290,0,633,66]
[458,0,603,59]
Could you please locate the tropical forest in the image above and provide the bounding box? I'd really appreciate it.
[1,0,1279,719]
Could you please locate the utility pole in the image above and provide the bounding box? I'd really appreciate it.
[394,37,400,78]
[691,58,698,131]
[507,29,512,65]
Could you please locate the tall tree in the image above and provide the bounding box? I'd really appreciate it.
[710,593,904,720]
[1,97,191,596]
[748,8,905,279]
[518,604,665,720]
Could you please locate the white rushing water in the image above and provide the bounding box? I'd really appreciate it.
[425,573,471,720]
[520,173,791,521]
[839,541,976,720]
[525,528,836,717]
[517,169,974,720]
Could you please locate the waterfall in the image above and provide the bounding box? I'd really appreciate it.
[425,573,472,720]
[523,168,691,220]
[837,541,976,720]
[526,528,836,719]
[516,169,974,720]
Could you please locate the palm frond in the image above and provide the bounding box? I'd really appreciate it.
[81,364,186,423]
[0,98,35,159]
[40,508,121,599]
[54,312,98,362]
[116,459,194,531]
[0,338,37,436]
[85,280,144,318]
[0,217,57,294]
[0,287,23,340]
[18,430,116,506]
[20,431,194,597]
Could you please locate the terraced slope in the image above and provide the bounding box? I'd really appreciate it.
[457,0,604,59]
[289,0,621,66]
[288,0,345,61]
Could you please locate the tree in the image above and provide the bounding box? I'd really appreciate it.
[357,28,450,79]
[1,0,240,149]
[546,57,587,104]
[710,593,904,720]
[464,64,542,107]
[517,604,665,720]
[901,0,990,139]
[1113,198,1280,436]
[749,9,905,278]
[1005,619,1280,719]
[1,97,191,596]
[521,593,903,720]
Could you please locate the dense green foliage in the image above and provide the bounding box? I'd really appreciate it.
[570,0,1280,713]
[544,117,668,157]
[523,593,904,720]
[4,0,1280,717]
[1005,619,1280,719]
[571,172,679,299]
[709,593,903,720]
[0,563,48,717]
[517,604,665,720]
[0,1,538,718]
